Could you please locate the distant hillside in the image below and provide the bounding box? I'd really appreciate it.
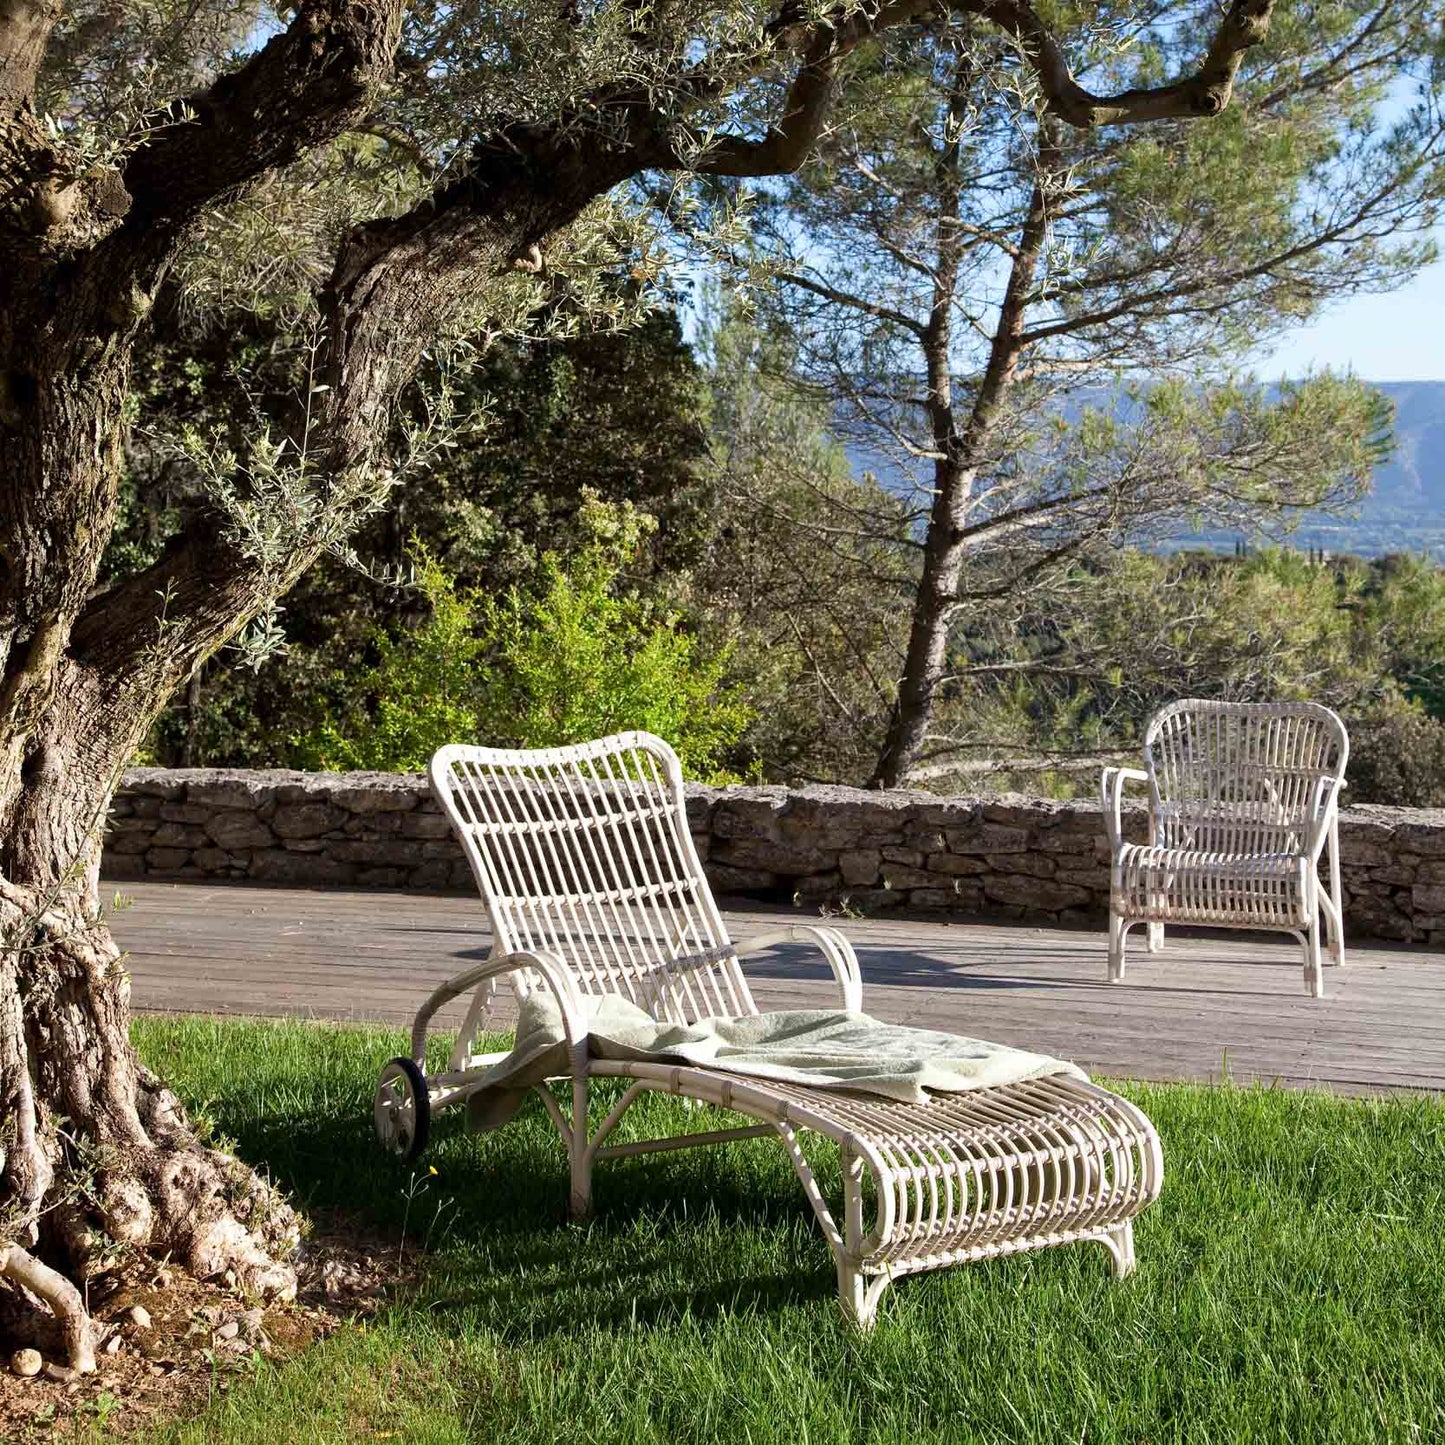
[845,380,1445,559]
[1173,380,1445,559]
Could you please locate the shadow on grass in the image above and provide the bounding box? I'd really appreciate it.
[221,1083,845,1339]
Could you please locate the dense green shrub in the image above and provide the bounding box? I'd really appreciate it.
[298,519,749,782]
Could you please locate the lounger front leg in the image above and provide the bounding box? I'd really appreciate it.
[1096,1221,1136,1279]
[837,1147,890,1329]
[569,1044,593,1221]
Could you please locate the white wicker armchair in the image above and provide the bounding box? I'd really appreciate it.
[374,732,1163,1328]
[1102,700,1349,998]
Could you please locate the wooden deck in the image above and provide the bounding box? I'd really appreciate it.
[106,879,1445,1096]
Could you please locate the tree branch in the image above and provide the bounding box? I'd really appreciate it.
[968,0,1276,127]
[114,0,404,239]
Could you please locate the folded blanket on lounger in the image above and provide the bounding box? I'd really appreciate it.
[466,991,1085,1130]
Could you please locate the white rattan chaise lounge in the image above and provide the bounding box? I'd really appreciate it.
[374,732,1163,1327]
[1102,699,1349,999]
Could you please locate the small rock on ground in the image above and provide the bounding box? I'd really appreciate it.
[9,1349,41,1378]
[127,1305,152,1330]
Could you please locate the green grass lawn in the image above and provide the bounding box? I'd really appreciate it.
[128,1016,1445,1445]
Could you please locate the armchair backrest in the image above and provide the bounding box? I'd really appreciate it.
[431,732,756,1025]
[1143,700,1348,855]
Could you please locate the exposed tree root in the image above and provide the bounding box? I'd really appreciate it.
[1,879,299,1372]
[0,1242,95,1371]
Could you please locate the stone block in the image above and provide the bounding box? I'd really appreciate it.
[145,848,193,872]
[925,853,988,877]
[249,852,357,886]
[1412,883,1445,914]
[794,871,843,902]
[909,881,983,911]
[158,803,213,825]
[121,768,187,800]
[881,846,923,867]
[1391,821,1445,858]
[1053,865,1110,891]
[683,789,715,832]
[331,839,428,865]
[184,773,272,810]
[340,775,423,813]
[984,874,1091,911]
[711,791,786,841]
[408,860,453,891]
[988,852,1055,878]
[273,802,348,839]
[706,862,778,894]
[401,811,455,839]
[355,867,409,888]
[711,837,832,874]
[192,848,236,873]
[838,887,904,913]
[345,810,406,835]
[1369,865,1418,887]
[205,811,275,851]
[946,824,1029,855]
[152,822,209,849]
[838,849,881,886]
[105,831,152,854]
[880,865,937,890]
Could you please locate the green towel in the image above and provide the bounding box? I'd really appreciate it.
[466,991,1085,1131]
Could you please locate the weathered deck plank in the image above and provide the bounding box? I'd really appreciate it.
[106,880,1445,1095]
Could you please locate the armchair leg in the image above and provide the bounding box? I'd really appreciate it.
[1147,923,1164,954]
[1326,823,1346,967]
[1303,920,1325,1000]
[1107,911,1126,983]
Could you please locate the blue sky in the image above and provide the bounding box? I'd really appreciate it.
[1259,254,1445,382]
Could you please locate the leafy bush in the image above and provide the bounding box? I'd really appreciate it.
[299,518,749,781]
[1347,702,1445,808]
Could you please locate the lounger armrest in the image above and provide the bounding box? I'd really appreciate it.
[1100,767,1149,854]
[409,948,587,1065]
[735,924,864,1012]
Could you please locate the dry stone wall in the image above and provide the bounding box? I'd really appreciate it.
[105,768,1445,945]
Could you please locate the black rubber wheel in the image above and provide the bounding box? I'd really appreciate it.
[373,1056,431,1163]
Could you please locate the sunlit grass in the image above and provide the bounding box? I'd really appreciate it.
[125,1015,1445,1444]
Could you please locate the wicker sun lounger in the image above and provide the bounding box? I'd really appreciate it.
[373,733,1163,1327]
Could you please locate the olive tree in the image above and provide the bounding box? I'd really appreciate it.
[0,0,1277,1364]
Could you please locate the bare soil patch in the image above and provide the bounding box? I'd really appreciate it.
[0,1213,417,1440]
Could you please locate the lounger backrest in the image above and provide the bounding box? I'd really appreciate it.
[431,732,758,1025]
[1143,700,1348,855]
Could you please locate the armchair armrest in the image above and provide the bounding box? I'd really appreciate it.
[1100,766,1149,854]
[1305,776,1347,860]
[735,924,863,1012]
[409,948,586,1065]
